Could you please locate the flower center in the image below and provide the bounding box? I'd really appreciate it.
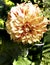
[22,22,33,34]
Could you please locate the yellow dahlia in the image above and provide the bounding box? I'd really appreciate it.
[6,2,48,44]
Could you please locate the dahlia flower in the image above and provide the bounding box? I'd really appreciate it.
[6,2,48,44]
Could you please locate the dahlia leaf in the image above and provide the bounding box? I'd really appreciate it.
[13,57,31,65]
[40,43,50,65]
[40,30,50,65]
[44,30,50,43]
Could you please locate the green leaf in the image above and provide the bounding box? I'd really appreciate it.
[44,30,50,43]
[0,19,4,29]
[13,57,31,65]
[4,0,15,6]
[40,30,50,65]
[43,8,50,19]
[40,43,50,65]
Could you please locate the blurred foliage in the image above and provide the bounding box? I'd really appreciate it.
[13,57,31,65]
[4,0,14,6]
[40,30,50,65]
[0,19,4,29]
[0,0,50,65]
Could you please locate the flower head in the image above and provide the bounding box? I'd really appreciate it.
[6,2,48,44]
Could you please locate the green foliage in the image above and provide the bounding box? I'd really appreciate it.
[39,30,50,65]
[42,0,50,19]
[13,57,31,65]
[0,19,4,28]
[43,8,50,19]
[21,0,29,2]
[4,0,15,6]
[43,30,50,43]
[40,43,50,65]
